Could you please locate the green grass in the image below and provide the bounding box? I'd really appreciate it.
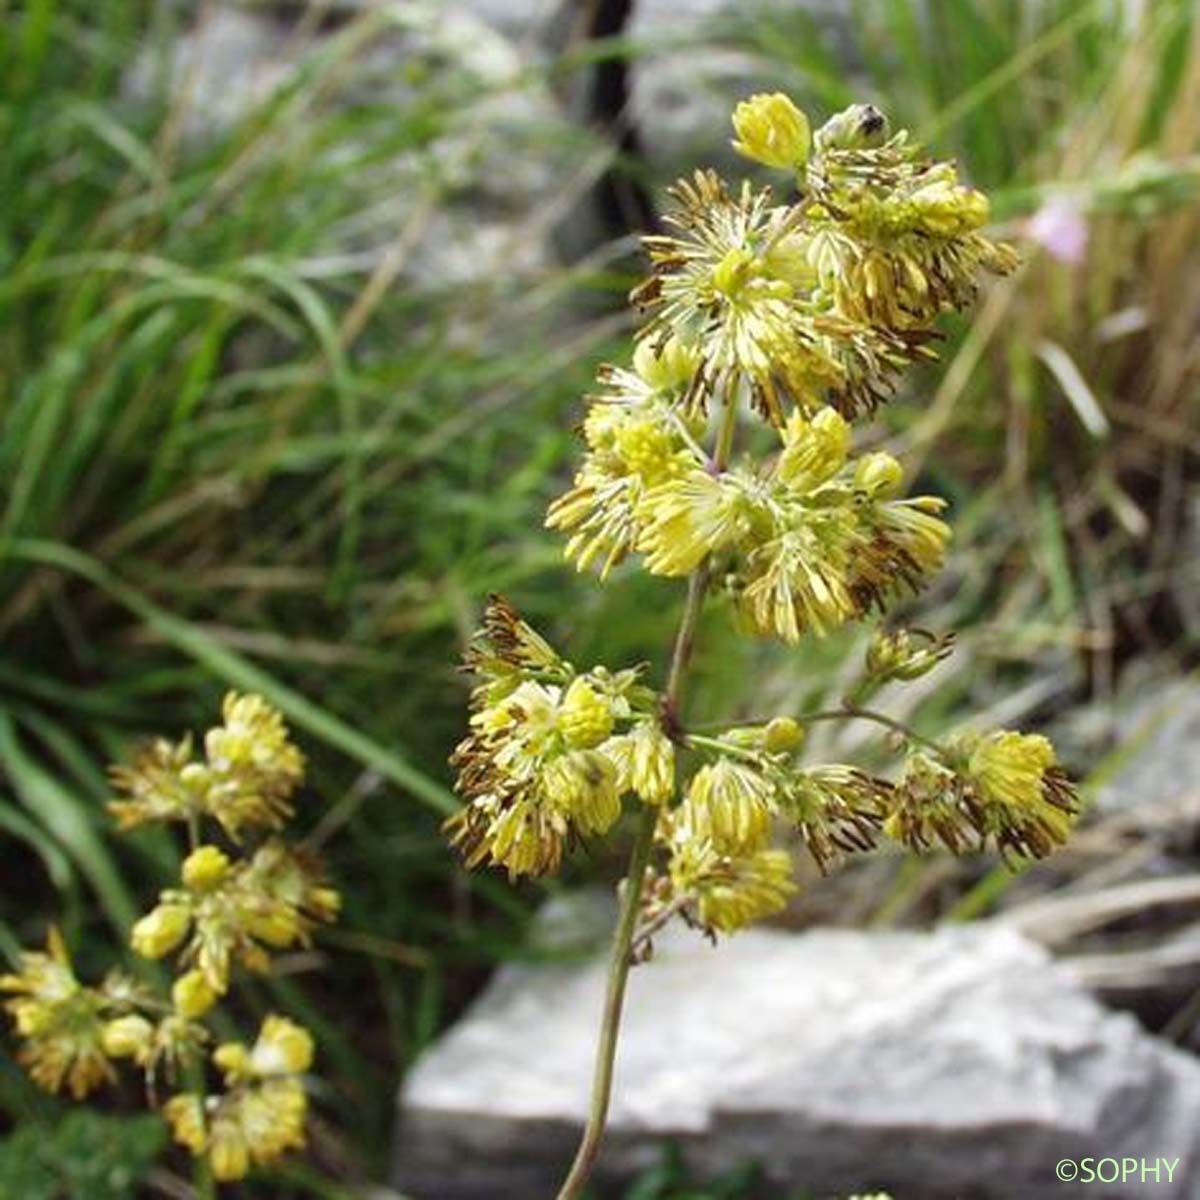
[0,0,1197,1193]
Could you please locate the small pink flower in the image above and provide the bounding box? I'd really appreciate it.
[1025,197,1089,265]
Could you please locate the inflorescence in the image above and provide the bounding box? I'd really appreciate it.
[2,694,337,1184]
[448,93,1079,941]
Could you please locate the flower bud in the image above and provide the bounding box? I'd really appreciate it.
[633,335,699,392]
[853,451,903,497]
[814,103,889,152]
[246,908,300,948]
[181,845,231,892]
[130,904,190,959]
[910,179,989,234]
[763,717,806,753]
[214,1040,250,1080]
[250,1014,314,1076]
[732,92,811,170]
[102,1014,155,1061]
[711,247,757,298]
[173,969,219,1018]
[559,677,615,750]
[865,628,955,688]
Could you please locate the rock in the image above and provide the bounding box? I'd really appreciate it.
[394,915,1200,1198]
[123,8,292,133]
[125,3,601,291]
[1080,675,1200,816]
[628,0,858,181]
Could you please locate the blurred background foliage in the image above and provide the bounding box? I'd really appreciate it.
[0,0,1196,1193]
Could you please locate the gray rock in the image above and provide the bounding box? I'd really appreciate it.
[124,8,292,133]
[125,3,598,291]
[629,0,858,181]
[394,918,1200,1198]
[1087,676,1200,815]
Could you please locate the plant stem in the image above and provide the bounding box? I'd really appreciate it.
[553,803,656,1200]
[692,706,951,761]
[556,393,739,1200]
[183,1052,216,1200]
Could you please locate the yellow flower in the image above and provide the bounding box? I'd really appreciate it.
[602,720,676,805]
[448,603,659,878]
[101,1014,155,1063]
[731,92,811,170]
[130,903,191,960]
[882,751,975,855]
[778,765,890,872]
[541,750,621,836]
[684,758,776,853]
[736,523,860,643]
[633,334,700,393]
[136,839,338,994]
[203,692,305,839]
[240,839,342,932]
[639,469,753,576]
[559,678,615,749]
[181,845,232,891]
[963,731,1078,859]
[631,170,925,425]
[107,735,202,830]
[666,835,797,934]
[547,369,697,578]
[166,1015,313,1183]
[173,970,219,1019]
[165,1083,309,1183]
[776,407,850,492]
[108,694,307,841]
[0,930,115,1099]
[805,108,1018,327]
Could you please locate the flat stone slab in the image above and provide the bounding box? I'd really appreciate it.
[394,916,1200,1198]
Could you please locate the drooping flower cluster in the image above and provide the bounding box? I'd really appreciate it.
[885,730,1078,862]
[2,694,337,1185]
[449,93,1079,953]
[446,596,674,877]
[164,1014,312,1182]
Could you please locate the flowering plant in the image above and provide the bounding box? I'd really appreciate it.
[2,694,338,1193]
[445,94,1079,1198]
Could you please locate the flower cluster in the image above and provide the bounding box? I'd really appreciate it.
[109,692,304,839]
[885,730,1078,862]
[446,596,673,877]
[2,694,337,1185]
[450,92,1079,951]
[164,1014,312,1182]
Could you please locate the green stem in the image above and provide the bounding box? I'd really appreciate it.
[553,803,657,1200]
[555,392,739,1200]
[183,1052,216,1200]
[812,705,951,759]
[692,706,951,761]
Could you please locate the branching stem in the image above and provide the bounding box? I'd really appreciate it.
[692,705,950,760]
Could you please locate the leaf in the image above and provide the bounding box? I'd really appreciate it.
[3,539,458,816]
[0,711,137,933]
